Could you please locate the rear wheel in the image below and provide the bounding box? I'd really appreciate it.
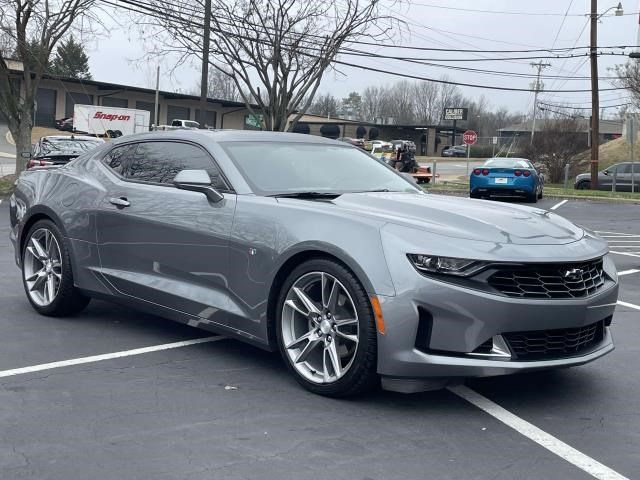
[527,192,538,203]
[276,259,378,397]
[22,220,90,316]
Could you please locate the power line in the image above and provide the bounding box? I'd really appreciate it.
[539,101,632,109]
[101,0,631,94]
[411,1,639,17]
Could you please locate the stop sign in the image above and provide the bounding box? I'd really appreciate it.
[463,130,478,145]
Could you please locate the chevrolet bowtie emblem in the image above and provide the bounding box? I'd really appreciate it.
[564,268,584,281]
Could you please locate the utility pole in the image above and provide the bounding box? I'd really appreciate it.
[199,0,212,129]
[530,61,551,145]
[590,0,600,190]
[154,65,159,130]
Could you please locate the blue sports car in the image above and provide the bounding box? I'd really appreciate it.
[470,158,544,203]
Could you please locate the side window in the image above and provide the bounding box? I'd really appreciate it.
[615,164,630,174]
[102,144,137,176]
[123,141,229,190]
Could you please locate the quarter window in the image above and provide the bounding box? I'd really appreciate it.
[102,144,136,176]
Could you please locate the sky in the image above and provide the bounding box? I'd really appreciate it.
[87,0,640,116]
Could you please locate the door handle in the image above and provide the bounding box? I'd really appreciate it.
[109,196,130,207]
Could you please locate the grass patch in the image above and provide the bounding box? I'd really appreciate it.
[0,174,16,197]
[544,186,640,200]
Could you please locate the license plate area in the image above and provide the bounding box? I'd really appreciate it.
[494,178,508,184]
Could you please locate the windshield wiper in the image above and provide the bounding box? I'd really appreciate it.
[270,191,342,199]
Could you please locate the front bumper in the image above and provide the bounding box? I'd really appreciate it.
[375,257,618,387]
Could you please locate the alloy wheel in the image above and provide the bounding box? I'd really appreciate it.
[23,228,62,307]
[281,272,360,384]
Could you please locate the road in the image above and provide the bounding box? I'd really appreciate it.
[0,197,639,480]
[420,158,485,181]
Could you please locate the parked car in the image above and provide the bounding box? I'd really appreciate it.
[574,162,640,192]
[55,118,73,132]
[10,131,617,397]
[171,119,200,129]
[28,135,105,169]
[470,157,544,203]
[441,145,467,157]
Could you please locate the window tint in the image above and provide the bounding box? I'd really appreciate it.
[615,164,630,174]
[122,141,227,189]
[102,144,137,176]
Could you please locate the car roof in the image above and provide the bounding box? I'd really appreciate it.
[41,135,104,142]
[108,130,348,146]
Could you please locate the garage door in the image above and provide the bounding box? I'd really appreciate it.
[135,101,156,127]
[66,92,94,117]
[35,88,57,127]
[101,97,128,108]
[195,110,216,128]
[167,105,190,124]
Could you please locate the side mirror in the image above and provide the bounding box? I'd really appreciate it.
[173,169,224,203]
[603,170,609,176]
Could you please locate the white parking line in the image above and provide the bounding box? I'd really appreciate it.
[618,269,640,276]
[610,251,640,258]
[617,300,640,311]
[0,336,225,379]
[550,199,568,210]
[449,385,630,480]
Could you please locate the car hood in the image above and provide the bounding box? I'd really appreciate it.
[331,192,584,245]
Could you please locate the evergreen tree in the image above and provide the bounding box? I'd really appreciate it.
[51,36,91,79]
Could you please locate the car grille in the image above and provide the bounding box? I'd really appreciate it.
[487,259,605,299]
[503,321,605,361]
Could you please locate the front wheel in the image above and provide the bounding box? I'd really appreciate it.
[22,220,90,316]
[276,259,378,397]
[576,181,590,190]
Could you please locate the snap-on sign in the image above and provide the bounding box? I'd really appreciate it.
[93,112,131,121]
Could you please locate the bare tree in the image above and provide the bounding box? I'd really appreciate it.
[0,0,98,173]
[141,0,394,131]
[307,93,339,118]
[412,81,439,124]
[191,66,242,102]
[614,60,640,108]
[360,85,381,122]
[521,113,587,183]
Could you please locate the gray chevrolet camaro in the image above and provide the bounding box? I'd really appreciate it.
[9,130,619,397]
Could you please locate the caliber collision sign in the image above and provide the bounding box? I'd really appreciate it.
[443,108,468,121]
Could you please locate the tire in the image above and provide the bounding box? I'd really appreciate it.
[470,191,480,199]
[576,181,590,190]
[21,219,90,317]
[276,258,378,397]
[527,192,538,203]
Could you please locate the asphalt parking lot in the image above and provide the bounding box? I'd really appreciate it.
[0,197,638,480]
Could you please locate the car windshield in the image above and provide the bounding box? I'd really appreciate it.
[185,121,199,128]
[484,158,532,169]
[221,141,419,196]
[39,138,103,156]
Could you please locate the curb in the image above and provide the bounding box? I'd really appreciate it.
[427,189,640,204]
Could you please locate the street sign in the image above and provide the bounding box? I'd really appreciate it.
[492,136,498,145]
[443,108,468,121]
[463,130,478,145]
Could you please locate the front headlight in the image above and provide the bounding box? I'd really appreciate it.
[407,254,487,277]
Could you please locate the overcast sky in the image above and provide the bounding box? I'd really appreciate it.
[87,0,639,115]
